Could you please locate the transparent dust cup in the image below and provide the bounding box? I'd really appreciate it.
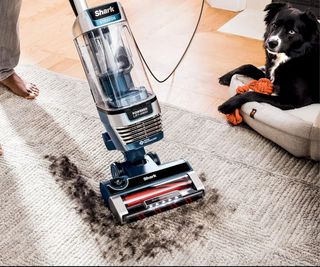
[74,21,155,111]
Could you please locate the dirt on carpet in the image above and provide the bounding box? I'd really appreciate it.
[45,155,222,263]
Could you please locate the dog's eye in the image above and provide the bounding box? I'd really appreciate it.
[271,23,277,29]
[288,30,296,35]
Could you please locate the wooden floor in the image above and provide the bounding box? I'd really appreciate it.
[19,0,265,119]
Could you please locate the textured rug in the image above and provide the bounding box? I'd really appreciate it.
[0,65,319,266]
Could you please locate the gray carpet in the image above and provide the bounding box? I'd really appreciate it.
[0,65,319,266]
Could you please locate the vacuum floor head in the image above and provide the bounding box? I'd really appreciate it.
[100,157,205,224]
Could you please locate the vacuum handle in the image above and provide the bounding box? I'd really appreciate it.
[69,0,88,17]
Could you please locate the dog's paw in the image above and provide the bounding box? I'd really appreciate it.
[218,96,242,114]
[219,73,233,86]
[218,103,236,114]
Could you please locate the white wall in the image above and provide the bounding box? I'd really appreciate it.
[206,0,246,12]
[246,0,271,10]
[207,0,272,12]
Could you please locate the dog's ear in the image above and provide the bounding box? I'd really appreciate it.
[264,2,290,25]
[301,10,319,32]
[301,10,319,42]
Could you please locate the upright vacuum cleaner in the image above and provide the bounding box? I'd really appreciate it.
[69,0,205,224]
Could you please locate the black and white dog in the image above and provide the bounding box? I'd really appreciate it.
[218,3,319,114]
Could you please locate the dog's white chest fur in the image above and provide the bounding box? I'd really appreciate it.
[270,53,290,82]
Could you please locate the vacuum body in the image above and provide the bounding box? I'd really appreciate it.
[71,0,205,224]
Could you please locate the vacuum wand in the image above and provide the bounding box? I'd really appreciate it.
[69,0,205,224]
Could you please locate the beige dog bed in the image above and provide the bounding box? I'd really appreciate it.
[230,74,320,160]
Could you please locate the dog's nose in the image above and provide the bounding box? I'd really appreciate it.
[268,40,279,49]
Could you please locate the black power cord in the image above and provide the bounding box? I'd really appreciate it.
[69,0,78,16]
[132,0,205,83]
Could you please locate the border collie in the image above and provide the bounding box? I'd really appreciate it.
[218,3,319,114]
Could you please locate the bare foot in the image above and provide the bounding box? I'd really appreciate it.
[0,72,39,99]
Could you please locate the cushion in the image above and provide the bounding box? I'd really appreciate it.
[229,74,320,160]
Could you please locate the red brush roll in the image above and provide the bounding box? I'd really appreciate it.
[123,176,192,208]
